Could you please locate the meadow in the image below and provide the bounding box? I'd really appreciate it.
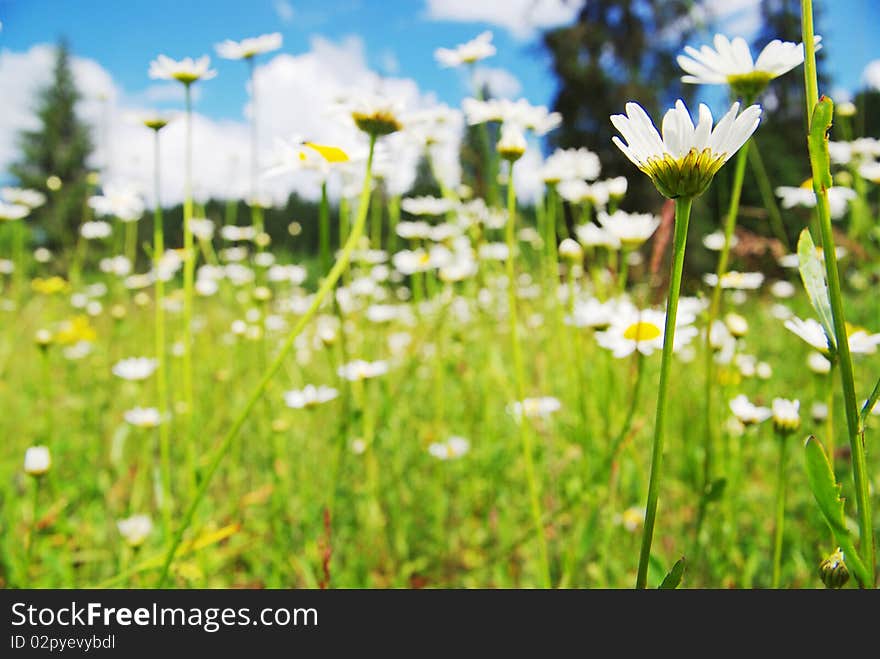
[1,5,879,589]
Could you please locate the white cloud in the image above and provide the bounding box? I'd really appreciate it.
[472,66,522,99]
[863,60,880,91]
[425,0,583,40]
[0,37,462,205]
[273,0,295,24]
[703,0,762,40]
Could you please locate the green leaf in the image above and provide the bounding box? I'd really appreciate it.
[658,557,686,589]
[803,436,870,587]
[858,376,880,433]
[797,229,836,349]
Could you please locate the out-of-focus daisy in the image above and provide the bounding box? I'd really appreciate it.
[807,351,831,374]
[811,402,829,422]
[508,396,562,421]
[2,187,45,208]
[428,436,471,460]
[89,182,144,222]
[611,99,761,198]
[497,122,527,161]
[148,55,216,84]
[435,31,495,67]
[597,210,659,248]
[703,230,739,251]
[558,238,583,261]
[0,201,30,221]
[24,446,51,477]
[678,34,820,97]
[775,184,856,219]
[337,359,389,381]
[771,398,800,435]
[393,249,435,274]
[401,196,455,216]
[215,32,282,60]
[80,220,112,240]
[283,384,339,409]
[117,514,153,548]
[112,357,158,381]
[619,506,645,532]
[124,407,162,428]
[770,280,796,298]
[703,271,764,290]
[596,308,697,358]
[540,147,601,183]
[346,92,404,137]
[575,222,618,249]
[730,394,771,425]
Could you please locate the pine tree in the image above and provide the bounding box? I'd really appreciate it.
[10,40,94,247]
[542,0,701,210]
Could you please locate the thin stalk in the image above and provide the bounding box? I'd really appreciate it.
[25,478,41,582]
[319,180,330,275]
[771,433,789,588]
[747,141,790,249]
[801,2,875,585]
[152,129,172,537]
[636,196,692,589]
[504,161,550,588]
[181,82,196,499]
[702,139,751,490]
[156,134,377,587]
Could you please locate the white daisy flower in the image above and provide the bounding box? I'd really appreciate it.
[611,100,761,198]
[574,222,618,249]
[435,31,496,67]
[784,316,831,353]
[0,201,29,221]
[702,230,739,251]
[337,360,389,382]
[596,308,697,358]
[540,147,601,183]
[117,514,153,548]
[775,184,856,219]
[148,54,217,84]
[678,34,820,96]
[771,398,801,434]
[112,357,158,381]
[597,210,660,248]
[428,436,471,460]
[730,394,772,425]
[24,446,51,477]
[215,32,282,60]
[2,187,46,208]
[283,384,339,409]
[703,271,764,290]
[80,220,112,240]
[508,396,562,421]
[124,407,162,428]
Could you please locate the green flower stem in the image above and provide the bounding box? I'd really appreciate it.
[747,141,790,250]
[319,180,330,275]
[156,134,377,587]
[825,362,836,469]
[387,193,401,255]
[617,245,631,292]
[26,477,41,582]
[771,431,789,588]
[802,1,875,586]
[151,129,172,538]
[181,82,197,500]
[124,220,137,268]
[702,137,751,489]
[636,196,692,589]
[370,182,382,248]
[504,162,550,588]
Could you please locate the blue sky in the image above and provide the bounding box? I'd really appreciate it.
[2,0,878,124]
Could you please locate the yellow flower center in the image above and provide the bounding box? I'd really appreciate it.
[623,321,662,342]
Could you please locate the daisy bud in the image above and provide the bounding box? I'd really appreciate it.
[497,124,527,162]
[255,232,271,248]
[771,398,800,435]
[24,446,51,477]
[558,238,583,262]
[807,351,831,375]
[724,312,748,338]
[117,514,153,548]
[133,292,151,307]
[110,304,127,320]
[818,548,849,589]
[253,286,272,302]
[34,328,53,349]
